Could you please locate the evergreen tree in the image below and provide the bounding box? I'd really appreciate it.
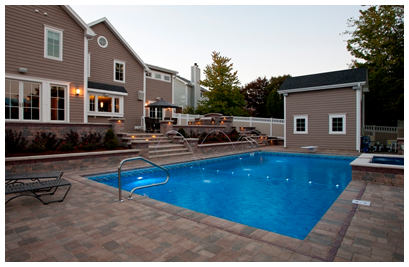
[196,51,249,116]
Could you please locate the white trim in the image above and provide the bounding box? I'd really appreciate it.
[97,36,108,48]
[87,88,128,96]
[356,89,362,151]
[283,95,286,147]
[293,115,308,134]
[329,113,346,135]
[278,81,367,95]
[62,5,96,37]
[146,70,172,83]
[44,25,63,61]
[84,36,89,123]
[113,59,125,83]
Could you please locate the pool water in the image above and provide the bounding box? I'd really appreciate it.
[87,152,355,240]
[372,156,404,166]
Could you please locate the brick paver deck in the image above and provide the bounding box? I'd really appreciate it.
[5,147,404,262]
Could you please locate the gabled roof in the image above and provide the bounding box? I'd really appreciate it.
[62,6,96,37]
[176,75,193,86]
[278,68,367,94]
[88,81,127,94]
[88,17,149,71]
[147,64,178,75]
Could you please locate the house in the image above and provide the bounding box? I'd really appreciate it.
[145,64,179,120]
[5,5,95,124]
[173,63,208,110]
[5,5,183,137]
[278,68,368,152]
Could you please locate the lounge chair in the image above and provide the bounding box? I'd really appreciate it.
[5,171,71,205]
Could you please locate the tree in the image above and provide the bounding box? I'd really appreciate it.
[265,75,291,119]
[343,5,404,126]
[196,51,249,116]
[240,77,270,117]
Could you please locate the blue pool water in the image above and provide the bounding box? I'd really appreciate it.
[372,156,404,166]
[87,152,355,240]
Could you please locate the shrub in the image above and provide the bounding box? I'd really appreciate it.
[57,141,75,151]
[63,130,80,147]
[80,132,102,151]
[229,128,239,141]
[103,129,118,150]
[177,127,187,138]
[30,132,59,151]
[5,129,28,153]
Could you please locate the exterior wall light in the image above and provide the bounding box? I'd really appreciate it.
[75,88,80,95]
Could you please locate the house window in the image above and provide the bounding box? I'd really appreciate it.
[98,36,108,48]
[88,93,123,116]
[98,96,112,112]
[294,115,308,134]
[149,107,162,119]
[146,71,171,83]
[155,73,161,79]
[44,26,63,61]
[50,85,66,121]
[89,95,95,111]
[329,114,346,134]
[114,61,125,82]
[5,79,41,121]
[164,75,170,81]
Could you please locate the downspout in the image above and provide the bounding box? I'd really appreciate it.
[354,83,362,152]
[83,35,90,123]
[143,70,147,131]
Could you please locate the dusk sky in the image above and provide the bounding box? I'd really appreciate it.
[68,3,367,85]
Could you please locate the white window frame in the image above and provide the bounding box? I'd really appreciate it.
[50,84,68,122]
[97,36,108,48]
[293,115,308,134]
[329,114,346,134]
[87,89,126,117]
[114,60,125,83]
[44,25,63,61]
[146,70,171,83]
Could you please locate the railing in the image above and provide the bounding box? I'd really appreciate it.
[364,125,397,133]
[117,156,170,202]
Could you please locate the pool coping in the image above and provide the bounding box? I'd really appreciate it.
[72,151,366,262]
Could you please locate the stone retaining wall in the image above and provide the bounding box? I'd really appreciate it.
[5,149,140,174]
[351,165,404,187]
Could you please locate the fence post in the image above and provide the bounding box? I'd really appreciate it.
[270,118,273,137]
[250,116,252,127]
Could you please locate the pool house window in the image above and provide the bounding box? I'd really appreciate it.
[114,60,125,82]
[329,114,346,134]
[294,115,308,134]
[44,26,63,61]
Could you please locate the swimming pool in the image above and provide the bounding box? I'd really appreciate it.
[372,156,404,166]
[87,152,355,240]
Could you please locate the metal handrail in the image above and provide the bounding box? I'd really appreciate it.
[117,156,170,202]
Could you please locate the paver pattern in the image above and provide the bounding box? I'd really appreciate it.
[5,147,404,262]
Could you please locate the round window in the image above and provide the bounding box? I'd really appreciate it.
[98,36,108,48]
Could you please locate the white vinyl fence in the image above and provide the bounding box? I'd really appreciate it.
[172,113,285,138]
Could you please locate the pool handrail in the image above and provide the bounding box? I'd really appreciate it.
[117,156,170,202]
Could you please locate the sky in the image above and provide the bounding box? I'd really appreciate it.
[69,2,369,86]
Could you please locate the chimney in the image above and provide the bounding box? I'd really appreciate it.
[191,63,201,109]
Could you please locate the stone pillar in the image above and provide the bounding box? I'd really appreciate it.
[184,138,199,154]
[160,120,173,134]
[108,118,125,144]
[130,140,150,158]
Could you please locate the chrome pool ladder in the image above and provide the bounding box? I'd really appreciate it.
[117,156,170,202]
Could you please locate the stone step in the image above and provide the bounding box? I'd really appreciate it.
[149,148,190,156]
[149,152,194,160]
[148,144,186,151]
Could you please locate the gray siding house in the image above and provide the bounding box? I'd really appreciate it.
[278,68,368,152]
[173,63,208,110]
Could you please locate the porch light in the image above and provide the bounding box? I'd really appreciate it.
[75,88,80,95]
